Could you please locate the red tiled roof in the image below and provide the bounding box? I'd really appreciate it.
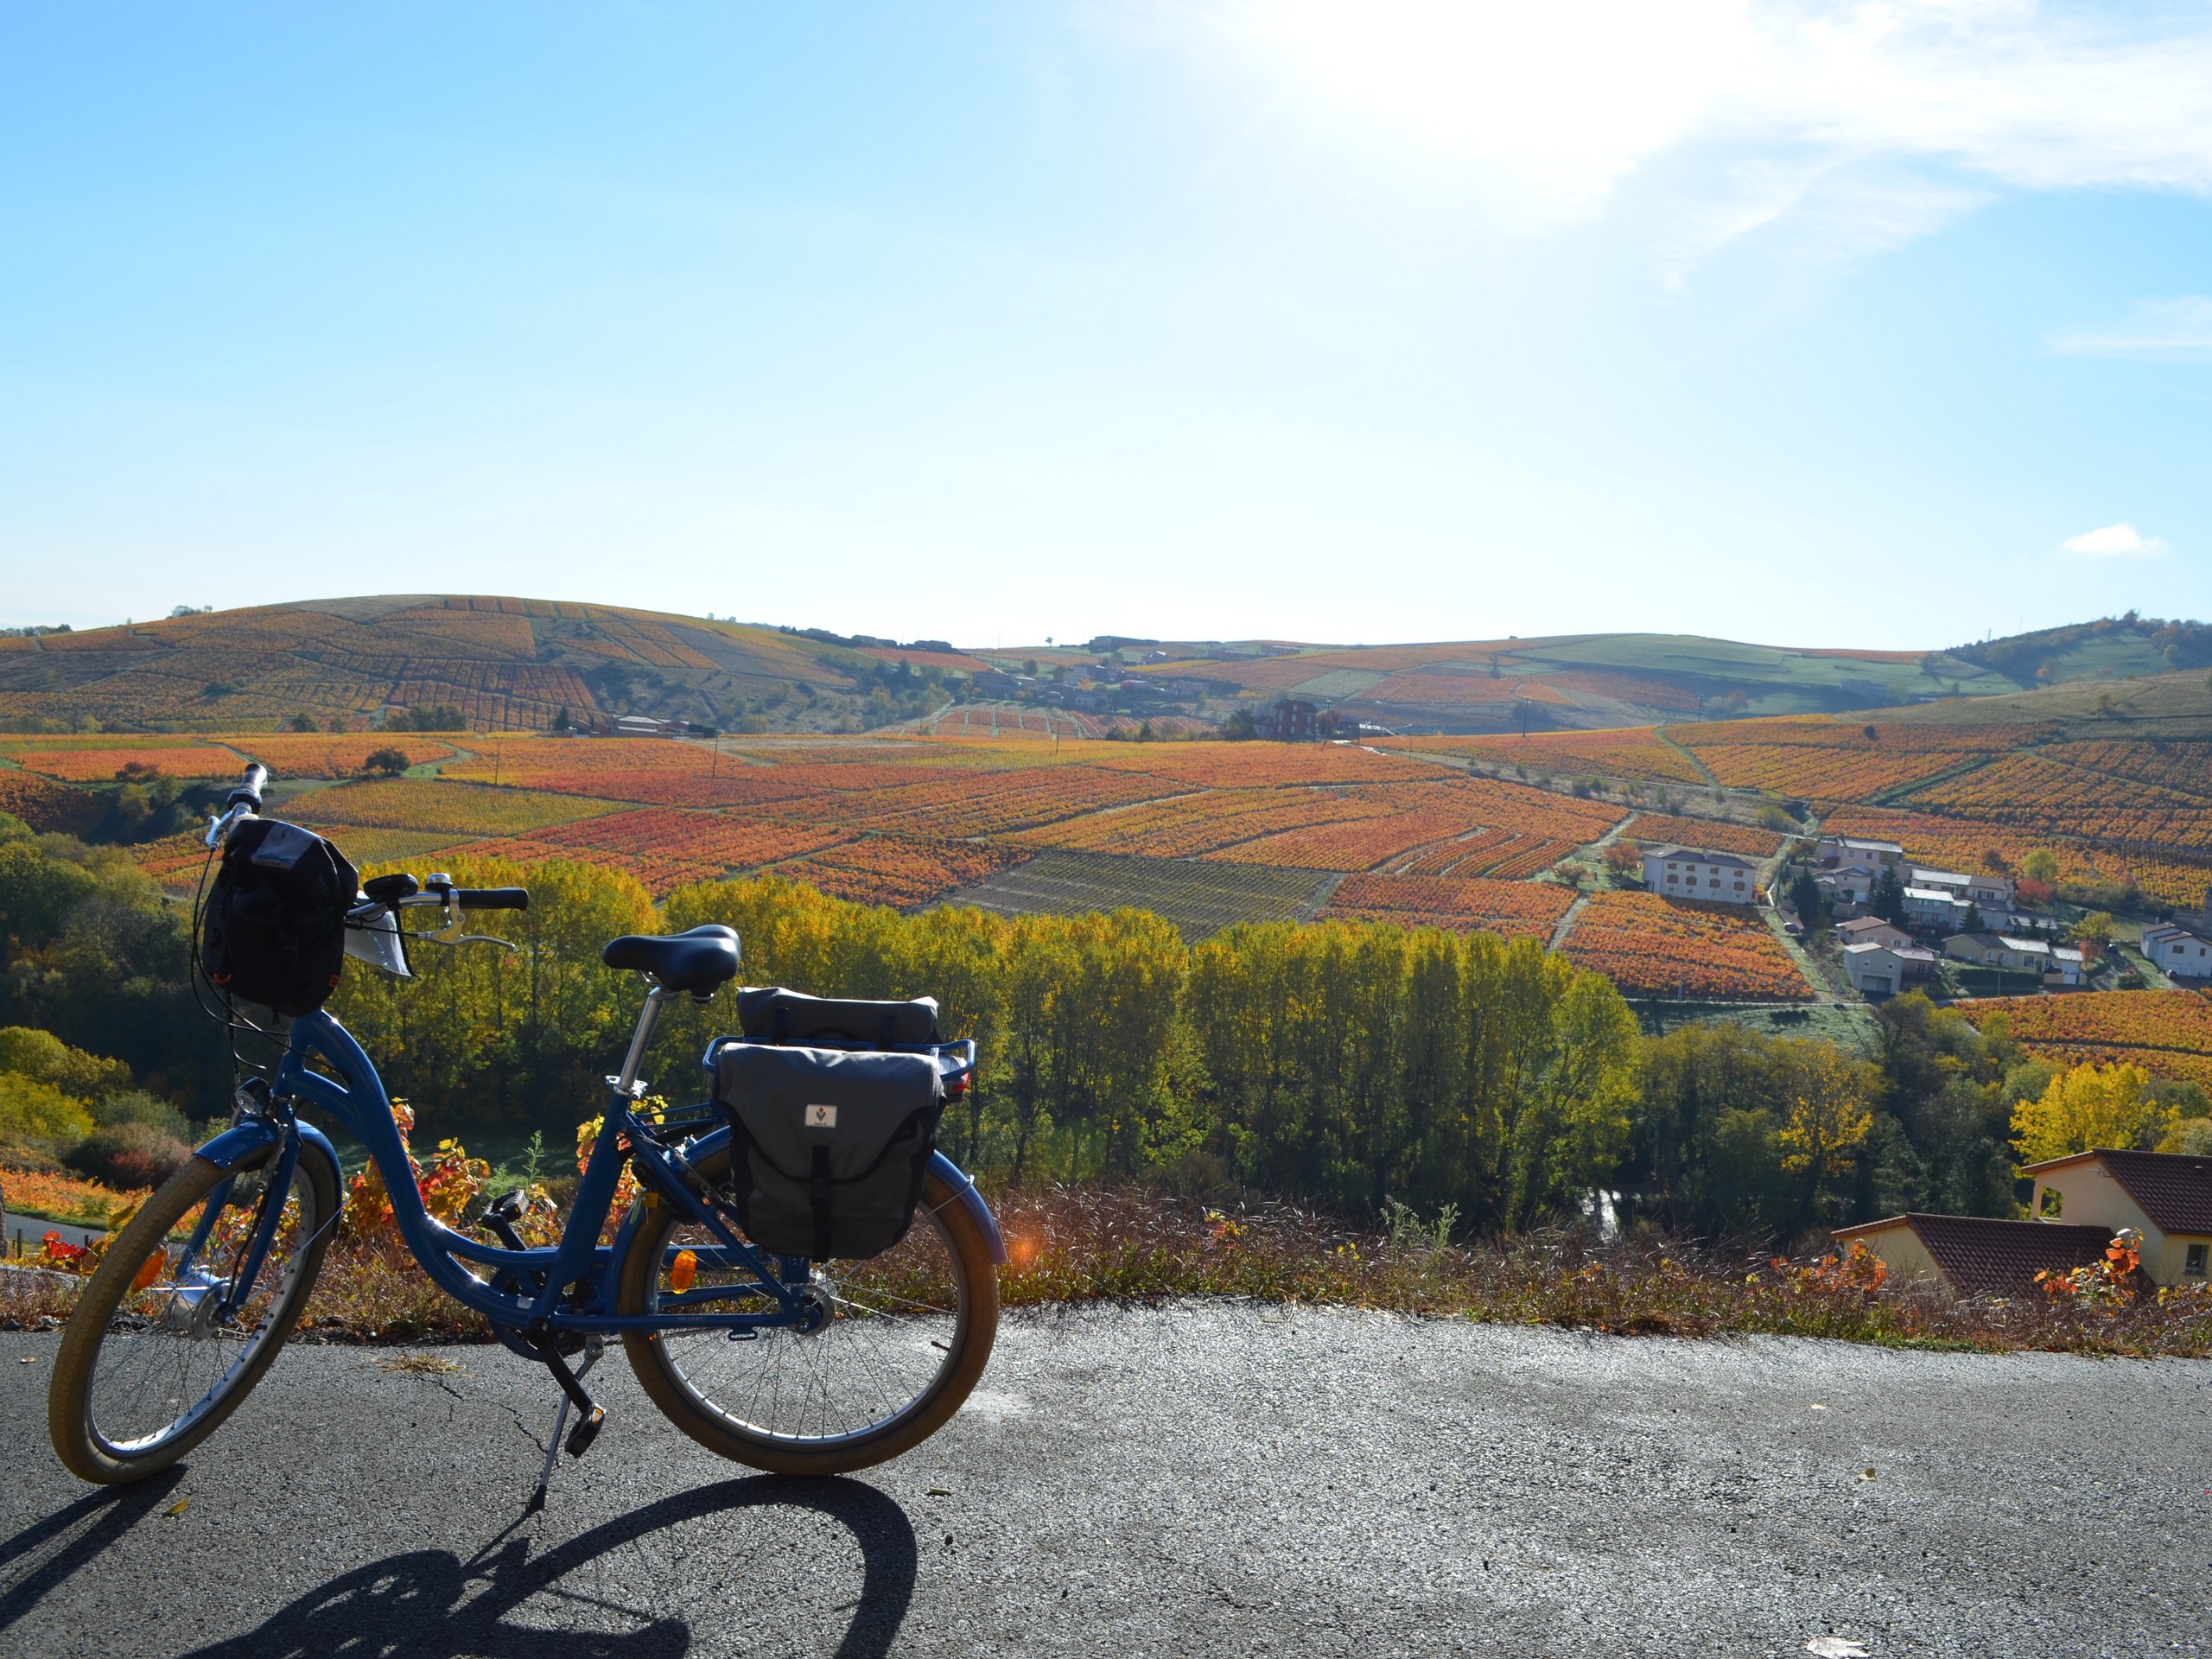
[2092,1150,2212,1236]
[1840,1214,2112,1297]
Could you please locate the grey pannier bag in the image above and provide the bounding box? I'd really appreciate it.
[713,1043,944,1262]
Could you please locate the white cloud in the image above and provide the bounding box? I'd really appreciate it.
[2050,296,2212,361]
[1134,2,2212,264]
[2059,522,2168,557]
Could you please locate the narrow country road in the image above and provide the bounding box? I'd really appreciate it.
[4,1307,2207,1656]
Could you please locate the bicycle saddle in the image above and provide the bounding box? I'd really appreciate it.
[601,925,741,995]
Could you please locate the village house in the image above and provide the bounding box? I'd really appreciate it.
[1840,1149,2212,1297]
[1641,846,1759,904]
[1815,835,1904,871]
[2050,945,2087,987]
[2140,921,2212,982]
[1907,866,2012,906]
[1840,939,1936,995]
[1835,917,1911,950]
[1943,932,2050,975]
[1903,884,1967,931]
[2025,1149,2212,1286]
[1816,864,1878,914]
[1832,1213,2114,1298]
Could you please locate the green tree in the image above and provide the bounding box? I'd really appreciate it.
[1870,868,1906,925]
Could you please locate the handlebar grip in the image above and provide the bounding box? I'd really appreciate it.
[454,887,529,911]
[226,764,269,810]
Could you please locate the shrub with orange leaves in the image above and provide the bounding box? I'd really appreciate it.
[1770,1240,1888,1298]
[2037,1229,2144,1307]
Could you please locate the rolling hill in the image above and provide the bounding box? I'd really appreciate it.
[0,596,898,734]
[1121,615,2212,734]
[3,596,2204,739]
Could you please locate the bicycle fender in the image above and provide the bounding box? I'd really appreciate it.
[196,1117,342,1179]
[930,1153,1007,1265]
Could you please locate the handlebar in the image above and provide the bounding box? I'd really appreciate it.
[206,764,269,849]
[452,887,529,911]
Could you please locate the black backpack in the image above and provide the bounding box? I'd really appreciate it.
[201,819,359,1016]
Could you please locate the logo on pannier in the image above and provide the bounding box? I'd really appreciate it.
[804,1103,838,1128]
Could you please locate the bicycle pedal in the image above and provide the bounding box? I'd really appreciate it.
[565,1406,606,1459]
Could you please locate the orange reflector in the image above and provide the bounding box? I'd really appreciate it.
[131,1251,164,1293]
[670,1249,697,1294]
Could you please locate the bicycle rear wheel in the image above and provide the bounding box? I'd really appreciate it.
[617,1152,998,1476]
[48,1138,340,1484]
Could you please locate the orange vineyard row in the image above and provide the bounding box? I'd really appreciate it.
[1562,892,1810,1001]
[1317,874,1573,940]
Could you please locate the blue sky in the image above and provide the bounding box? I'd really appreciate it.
[5,2,2212,650]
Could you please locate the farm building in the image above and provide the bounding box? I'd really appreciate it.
[1270,699,1318,741]
[1641,846,1758,905]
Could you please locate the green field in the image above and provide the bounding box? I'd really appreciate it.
[939,849,1332,940]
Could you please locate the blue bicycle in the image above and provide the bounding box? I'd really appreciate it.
[48,766,1006,1491]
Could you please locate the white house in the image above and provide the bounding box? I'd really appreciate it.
[1641,846,1759,904]
[2141,923,2212,981]
[2048,946,2086,987]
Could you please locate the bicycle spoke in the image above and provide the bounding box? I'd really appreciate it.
[83,1157,322,1458]
[645,1203,963,1446]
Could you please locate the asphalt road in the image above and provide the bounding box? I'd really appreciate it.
[5,1217,108,1254]
[3,1306,2209,1657]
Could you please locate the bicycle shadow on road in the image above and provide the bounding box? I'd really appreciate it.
[177,1476,918,1659]
[0,1469,188,1637]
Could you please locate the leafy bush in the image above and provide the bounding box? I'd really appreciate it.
[90,1088,194,1141]
[0,1027,130,1098]
[0,1071,94,1141]
[64,1121,193,1191]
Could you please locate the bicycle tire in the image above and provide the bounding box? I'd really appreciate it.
[48,1140,340,1484]
[617,1154,998,1476]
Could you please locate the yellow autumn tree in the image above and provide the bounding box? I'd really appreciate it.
[1777,1044,1875,1229]
[2011,1062,2164,1166]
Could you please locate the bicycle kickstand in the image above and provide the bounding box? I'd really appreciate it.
[525,1335,605,1514]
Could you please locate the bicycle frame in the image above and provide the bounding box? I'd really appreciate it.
[194,991,1003,1338]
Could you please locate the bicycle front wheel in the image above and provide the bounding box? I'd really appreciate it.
[618,1153,998,1476]
[48,1138,339,1484]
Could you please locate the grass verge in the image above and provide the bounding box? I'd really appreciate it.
[7,1184,2211,1356]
